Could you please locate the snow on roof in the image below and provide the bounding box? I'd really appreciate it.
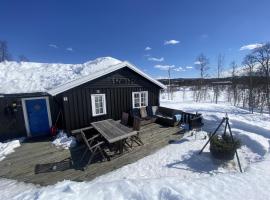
[0,57,166,95]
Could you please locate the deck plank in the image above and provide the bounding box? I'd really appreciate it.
[0,123,183,186]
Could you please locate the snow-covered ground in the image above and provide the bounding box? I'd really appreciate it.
[51,131,77,149]
[0,138,24,161]
[161,88,229,104]
[0,100,270,199]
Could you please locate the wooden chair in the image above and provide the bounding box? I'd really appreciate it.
[121,112,129,126]
[77,127,110,166]
[129,116,144,147]
[120,113,143,148]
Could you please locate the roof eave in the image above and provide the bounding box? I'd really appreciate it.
[48,61,166,96]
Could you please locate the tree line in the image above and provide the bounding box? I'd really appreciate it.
[160,42,270,114]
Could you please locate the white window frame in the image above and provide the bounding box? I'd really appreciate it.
[91,94,107,116]
[132,91,148,108]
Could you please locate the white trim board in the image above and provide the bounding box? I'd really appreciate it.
[21,96,52,137]
[48,61,166,96]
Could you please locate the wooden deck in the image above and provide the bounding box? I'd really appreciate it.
[0,123,183,186]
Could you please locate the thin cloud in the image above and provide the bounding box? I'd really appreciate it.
[173,67,186,72]
[148,57,164,62]
[49,44,58,49]
[186,66,193,69]
[145,46,152,51]
[240,43,263,51]
[156,76,168,79]
[154,64,175,70]
[164,40,179,45]
[194,61,201,65]
[66,47,73,51]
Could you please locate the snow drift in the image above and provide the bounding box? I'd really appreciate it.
[0,138,23,161]
[0,57,121,94]
[52,131,77,149]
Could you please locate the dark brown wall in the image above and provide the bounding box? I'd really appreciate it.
[0,96,26,140]
[0,94,58,141]
[58,67,161,131]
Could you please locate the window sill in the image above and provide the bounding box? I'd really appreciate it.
[92,113,107,117]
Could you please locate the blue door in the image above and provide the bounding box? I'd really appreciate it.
[25,98,50,136]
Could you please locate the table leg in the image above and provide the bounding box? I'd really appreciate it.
[119,140,124,154]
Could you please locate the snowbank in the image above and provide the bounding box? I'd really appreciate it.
[0,57,121,94]
[0,155,270,200]
[51,131,77,149]
[0,138,23,161]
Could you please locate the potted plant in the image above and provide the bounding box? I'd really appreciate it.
[210,134,241,160]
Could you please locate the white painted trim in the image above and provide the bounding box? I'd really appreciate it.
[21,96,52,137]
[91,94,107,117]
[48,61,166,96]
[132,91,140,109]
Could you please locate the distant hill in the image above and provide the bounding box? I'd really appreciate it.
[158,76,267,87]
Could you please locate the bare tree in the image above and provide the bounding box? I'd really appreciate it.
[0,40,11,62]
[166,66,175,100]
[214,54,224,104]
[194,53,210,102]
[251,43,270,114]
[243,54,256,113]
[217,54,224,78]
[231,61,238,106]
[195,53,210,79]
[18,55,29,62]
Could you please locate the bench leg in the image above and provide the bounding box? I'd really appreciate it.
[80,147,89,163]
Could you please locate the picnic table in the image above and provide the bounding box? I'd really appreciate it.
[91,119,137,153]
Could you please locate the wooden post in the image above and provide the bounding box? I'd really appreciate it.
[227,119,243,173]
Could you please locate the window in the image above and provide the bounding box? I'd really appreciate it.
[132,91,148,108]
[91,94,107,116]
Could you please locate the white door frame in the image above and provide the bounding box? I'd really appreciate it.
[21,96,52,137]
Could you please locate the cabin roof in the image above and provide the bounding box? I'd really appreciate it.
[48,61,166,96]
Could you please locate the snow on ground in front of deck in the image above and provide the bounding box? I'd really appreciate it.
[1,101,270,199]
[51,131,77,149]
[0,138,24,161]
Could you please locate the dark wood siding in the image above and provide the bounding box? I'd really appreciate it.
[0,93,58,141]
[58,67,161,131]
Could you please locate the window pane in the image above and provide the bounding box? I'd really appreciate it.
[100,108,103,113]
[100,100,103,108]
[141,93,145,98]
[96,108,100,114]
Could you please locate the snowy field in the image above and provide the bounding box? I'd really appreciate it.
[0,98,270,199]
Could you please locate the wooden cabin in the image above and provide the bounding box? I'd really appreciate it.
[0,61,166,140]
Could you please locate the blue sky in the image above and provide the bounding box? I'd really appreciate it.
[1,0,270,78]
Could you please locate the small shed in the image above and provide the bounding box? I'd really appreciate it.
[0,59,166,140]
